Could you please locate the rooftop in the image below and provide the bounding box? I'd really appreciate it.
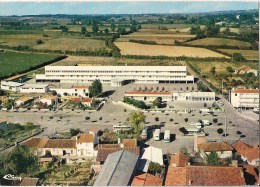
[5,73,27,81]
[76,133,94,143]
[23,138,49,148]
[125,91,171,95]
[170,153,190,167]
[94,150,139,186]
[22,84,49,88]
[17,96,33,102]
[131,172,163,186]
[198,142,233,152]
[19,178,39,186]
[82,98,93,103]
[44,139,76,149]
[42,95,57,100]
[232,89,259,94]
[122,139,137,148]
[233,141,259,162]
[243,164,259,185]
[165,166,246,186]
[72,85,89,89]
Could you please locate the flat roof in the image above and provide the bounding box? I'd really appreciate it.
[46,66,187,71]
[126,91,171,95]
[21,84,49,88]
[1,81,24,87]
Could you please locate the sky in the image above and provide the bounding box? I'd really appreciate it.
[0,1,258,16]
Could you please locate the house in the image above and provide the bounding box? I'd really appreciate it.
[165,165,246,186]
[94,150,139,186]
[169,153,190,167]
[235,66,258,76]
[23,133,98,163]
[15,97,33,107]
[197,142,233,159]
[131,172,163,186]
[138,146,164,172]
[76,133,98,157]
[40,95,57,106]
[81,98,94,107]
[19,178,39,186]
[122,139,138,148]
[0,119,8,131]
[233,141,259,166]
[49,85,89,97]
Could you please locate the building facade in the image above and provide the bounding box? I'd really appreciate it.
[20,84,49,93]
[230,88,259,109]
[36,66,194,85]
[49,85,89,97]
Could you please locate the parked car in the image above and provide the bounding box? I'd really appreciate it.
[153,129,161,141]
[140,128,148,140]
[164,130,171,143]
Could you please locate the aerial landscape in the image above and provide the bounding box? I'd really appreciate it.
[0,1,259,186]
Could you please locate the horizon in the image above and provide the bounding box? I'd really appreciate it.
[0,2,258,16]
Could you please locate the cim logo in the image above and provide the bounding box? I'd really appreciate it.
[3,174,22,181]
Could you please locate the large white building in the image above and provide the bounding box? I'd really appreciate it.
[20,84,49,93]
[36,66,194,86]
[124,91,215,102]
[230,88,259,109]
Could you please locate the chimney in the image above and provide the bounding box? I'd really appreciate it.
[232,160,238,167]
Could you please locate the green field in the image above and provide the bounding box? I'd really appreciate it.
[0,51,60,77]
[218,49,258,60]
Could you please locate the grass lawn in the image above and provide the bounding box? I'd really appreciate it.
[186,37,252,48]
[0,51,60,77]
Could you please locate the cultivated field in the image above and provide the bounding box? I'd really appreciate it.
[220,27,240,34]
[186,37,252,48]
[0,34,52,47]
[218,49,258,60]
[114,42,229,58]
[0,51,60,77]
[33,37,109,51]
[118,29,195,44]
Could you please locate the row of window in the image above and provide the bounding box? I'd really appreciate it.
[45,75,187,78]
[46,70,187,74]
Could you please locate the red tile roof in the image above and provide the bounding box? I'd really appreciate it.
[198,142,233,152]
[122,139,137,148]
[44,139,76,148]
[243,164,259,185]
[131,172,163,186]
[23,138,49,148]
[19,178,39,186]
[165,166,246,186]
[77,133,94,143]
[72,85,88,89]
[96,146,140,162]
[233,141,259,162]
[125,91,171,95]
[170,153,190,167]
[237,66,252,72]
[70,97,82,102]
[232,89,259,94]
[82,98,93,103]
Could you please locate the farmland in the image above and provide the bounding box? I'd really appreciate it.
[118,29,195,44]
[115,41,229,58]
[186,37,252,48]
[218,49,258,60]
[0,51,61,77]
[33,37,109,51]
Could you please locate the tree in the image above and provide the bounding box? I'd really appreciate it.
[24,122,36,131]
[217,128,224,134]
[148,162,164,175]
[207,151,220,165]
[223,27,230,35]
[2,100,12,110]
[0,89,5,96]
[81,26,87,35]
[36,40,43,45]
[179,127,188,135]
[104,28,109,34]
[155,117,159,122]
[89,79,103,97]
[128,112,145,135]
[226,66,235,73]
[184,118,188,122]
[153,97,162,108]
[210,67,216,76]
[92,24,99,33]
[213,118,218,123]
[232,53,245,62]
[111,23,116,32]
[70,128,81,137]
[4,145,38,175]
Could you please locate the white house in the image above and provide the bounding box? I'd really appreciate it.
[81,98,94,107]
[36,66,194,85]
[1,81,24,92]
[230,88,259,109]
[233,141,259,166]
[20,84,49,93]
[124,91,172,101]
[172,91,215,101]
[15,97,33,107]
[50,85,89,97]
[197,142,233,159]
[40,95,58,106]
